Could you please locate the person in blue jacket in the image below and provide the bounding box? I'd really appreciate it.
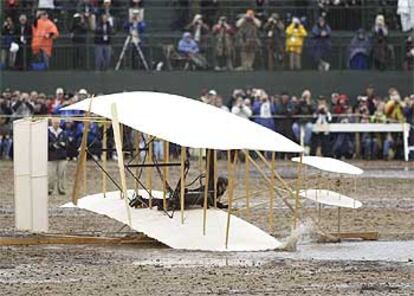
[178,32,207,69]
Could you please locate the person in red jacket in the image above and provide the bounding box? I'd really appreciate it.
[32,11,59,69]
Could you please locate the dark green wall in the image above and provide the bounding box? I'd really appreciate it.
[1,71,413,100]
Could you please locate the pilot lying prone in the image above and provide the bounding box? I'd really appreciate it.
[129,176,229,211]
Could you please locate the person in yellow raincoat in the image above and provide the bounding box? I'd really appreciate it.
[32,11,59,69]
[285,17,307,70]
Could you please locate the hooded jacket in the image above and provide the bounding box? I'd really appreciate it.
[32,17,59,57]
[285,22,307,54]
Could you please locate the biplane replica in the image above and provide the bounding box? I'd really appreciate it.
[8,91,377,251]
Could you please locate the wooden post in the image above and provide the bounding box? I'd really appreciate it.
[294,153,303,229]
[71,98,93,205]
[111,103,132,226]
[202,150,211,235]
[213,150,218,208]
[268,151,276,232]
[244,150,250,217]
[102,122,108,197]
[225,150,235,249]
[180,146,186,224]
[163,141,169,210]
[147,137,153,208]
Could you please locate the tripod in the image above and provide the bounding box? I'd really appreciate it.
[115,34,150,71]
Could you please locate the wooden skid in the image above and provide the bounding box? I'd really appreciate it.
[0,234,164,246]
[329,231,380,241]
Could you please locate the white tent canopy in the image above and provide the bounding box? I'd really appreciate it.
[291,156,363,175]
[62,91,303,153]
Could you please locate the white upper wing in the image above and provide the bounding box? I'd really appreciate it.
[62,91,303,152]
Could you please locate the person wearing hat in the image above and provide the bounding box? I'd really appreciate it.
[178,32,207,69]
[48,87,64,114]
[285,17,307,70]
[235,9,261,71]
[212,16,235,71]
[310,16,332,71]
[263,13,285,70]
[372,14,392,70]
[185,14,210,51]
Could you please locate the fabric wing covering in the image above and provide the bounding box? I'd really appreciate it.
[62,91,303,152]
[62,190,283,251]
[291,156,363,175]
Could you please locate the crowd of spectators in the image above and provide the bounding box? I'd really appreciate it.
[1,1,413,71]
[1,85,413,161]
[198,85,414,159]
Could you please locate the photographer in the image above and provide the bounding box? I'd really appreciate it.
[15,14,32,70]
[31,11,59,70]
[123,9,146,69]
[292,89,315,152]
[252,90,276,131]
[185,14,210,51]
[236,9,261,71]
[372,14,393,70]
[1,16,16,69]
[71,13,88,69]
[11,92,34,118]
[231,96,252,120]
[94,14,113,71]
[263,13,285,70]
[310,16,332,71]
[76,0,98,31]
[310,96,332,156]
[285,17,307,70]
[212,16,235,71]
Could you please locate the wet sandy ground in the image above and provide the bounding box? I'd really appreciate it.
[0,159,413,295]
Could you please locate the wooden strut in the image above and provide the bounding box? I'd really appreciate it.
[242,150,295,214]
[213,150,218,208]
[0,234,161,246]
[102,122,108,197]
[163,141,169,210]
[202,149,211,235]
[111,103,132,226]
[269,151,276,232]
[244,151,250,218]
[254,151,294,193]
[225,150,236,249]
[71,97,94,205]
[180,146,186,224]
[294,153,304,229]
[147,138,153,208]
[135,131,141,192]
